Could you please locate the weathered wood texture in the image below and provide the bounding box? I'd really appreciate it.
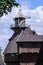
[19,48,40,53]
[19,53,38,63]
[20,63,35,65]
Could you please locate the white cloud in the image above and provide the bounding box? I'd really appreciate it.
[0,0,43,52]
[23,6,43,35]
[0,35,9,40]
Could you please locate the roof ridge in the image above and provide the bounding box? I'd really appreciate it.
[16,30,24,42]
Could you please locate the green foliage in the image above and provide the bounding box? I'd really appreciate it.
[0,0,19,17]
[0,47,2,55]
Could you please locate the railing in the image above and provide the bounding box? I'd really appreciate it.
[10,23,30,28]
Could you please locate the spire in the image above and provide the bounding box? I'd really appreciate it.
[14,6,26,19]
[13,7,26,27]
[13,6,31,27]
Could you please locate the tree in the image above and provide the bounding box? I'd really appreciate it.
[0,0,19,17]
[0,47,2,55]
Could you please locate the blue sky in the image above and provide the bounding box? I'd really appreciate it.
[0,0,43,53]
[16,0,43,9]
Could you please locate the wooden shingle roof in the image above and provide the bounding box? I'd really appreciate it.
[3,27,43,54]
[17,28,43,42]
[3,35,18,54]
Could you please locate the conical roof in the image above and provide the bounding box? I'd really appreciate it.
[15,9,26,18]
